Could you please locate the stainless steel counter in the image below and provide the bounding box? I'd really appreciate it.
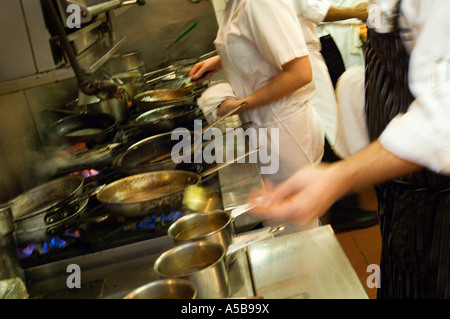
[25,236,254,299]
[216,115,264,233]
[248,225,369,299]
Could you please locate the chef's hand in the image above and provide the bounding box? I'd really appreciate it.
[248,164,345,229]
[188,56,222,82]
[353,2,368,21]
[216,98,245,117]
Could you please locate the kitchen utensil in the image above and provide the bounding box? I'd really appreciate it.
[134,88,196,111]
[47,113,118,145]
[6,175,85,243]
[124,279,197,299]
[153,241,230,299]
[182,70,214,88]
[9,175,84,226]
[13,198,89,244]
[81,93,129,123]
[97,148,259,218]
[139,102,247,164]
[168,207,281,264]
[133,103,201,134]
[164,21,199,63]
[154,226,282,299]
[103,50,145,74]
[182,183,222,213]
[113,103,247,176]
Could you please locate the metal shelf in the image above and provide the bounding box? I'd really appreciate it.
[76,35,127,74]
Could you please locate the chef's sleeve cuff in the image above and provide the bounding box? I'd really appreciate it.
[379,114,450,175]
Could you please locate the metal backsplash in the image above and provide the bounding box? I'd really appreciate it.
[111,0,217,69]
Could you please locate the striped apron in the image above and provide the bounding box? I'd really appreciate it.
[365,1,450,298]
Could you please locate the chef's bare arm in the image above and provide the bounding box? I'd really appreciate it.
[218,56,313,115]
[324,2,368,22]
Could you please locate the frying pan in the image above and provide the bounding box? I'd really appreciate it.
[132,103,201,134]
[96,148,259,218]
[47,103,200,146]
[13,197,89,245]
[40,146,258,222]
[113,131,185,176]
[6,175,85,243]
[47,113,118,145]
[9,175,84,228]
[113,103,247,175]
[113,121,252,176]
[134,88,196,111]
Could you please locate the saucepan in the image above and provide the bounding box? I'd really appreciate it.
[154,241,230,299]
[154,226,282,299]
[168,205,283,264]
[9,175,84,229]
[79,93,130,124]
[47,90,129,125]
[123,279,197,299]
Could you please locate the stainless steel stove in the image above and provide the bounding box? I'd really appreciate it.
[6,114,263,299]
[19,162,259,299]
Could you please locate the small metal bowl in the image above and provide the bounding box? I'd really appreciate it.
[124,279,197,299]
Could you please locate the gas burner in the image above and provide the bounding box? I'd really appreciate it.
[136,210,185,229]
[16,208,187,269]
[17,230,80,259]
[69,168,100,179]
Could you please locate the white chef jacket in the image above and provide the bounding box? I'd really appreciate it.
[214,0,325,186]
[290,0,339,147]
[290,0,331,51]
[370,0,450,175]
[334,66,369,158]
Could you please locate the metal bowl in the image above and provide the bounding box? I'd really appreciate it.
[124,279,197,299]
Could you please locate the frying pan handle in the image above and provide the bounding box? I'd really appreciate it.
[201,102,247,134]
[43,185,106,224]
[199,147,261,179]
[226,225,285,256]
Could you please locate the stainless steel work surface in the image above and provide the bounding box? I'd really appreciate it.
[25,236,254,299]
[216,115,264,233]
[247,225,369,299]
